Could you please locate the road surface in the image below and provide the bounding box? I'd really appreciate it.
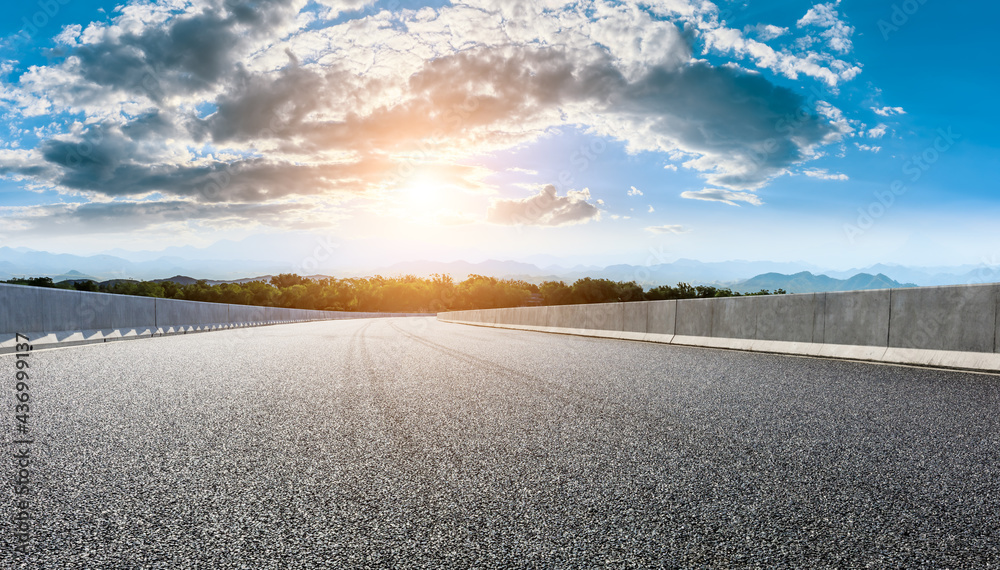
[3,317,1000,568]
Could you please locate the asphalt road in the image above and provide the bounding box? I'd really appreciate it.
[3,317,1000,568]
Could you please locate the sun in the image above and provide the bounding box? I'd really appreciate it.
[401,175,441,203]
[388,167,480,226]
[397,173,448,217]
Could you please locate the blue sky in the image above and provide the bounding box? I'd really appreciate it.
[0,0,996,273]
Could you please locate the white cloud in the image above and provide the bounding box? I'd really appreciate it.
[872,106,905,116]
[645,224,688,234]
[680,188,763,206]
[797,1,854,54]
[0,0,866,236]
[54,24,83,46]
[816,101,855,138]
[699,24,860,87]
[643,224,691,235]
[802,168,848,180]
[855,143,881,153]
[647,205,654,213]
[867,123,888,138]
[745,24,789,41]
[313,0,379,19]
[487,184,600,226]
[507,167,539,175]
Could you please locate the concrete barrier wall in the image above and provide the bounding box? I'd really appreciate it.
[822,290,890,347]
[549,305,576,329]
[156,298,230,329]
[0,285,46,334]
[42,290,110,331]
[675,299,713,337]
[755,293,823,343]
[583,303,623,332]
[111,295,158,331]
[229,304,266,325]
[0,283,434,351]
[264,307,286,323]
[647,301,676,335]
[623,303,647,333]
[711,297,757,340]
[438,284,1000,372]
[526,306,551,327]
[887,284,997,353]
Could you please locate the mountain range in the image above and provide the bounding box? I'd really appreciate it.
[2,246,998,291]
[140,271,915,294]
[733,272,915,294]
[375,258,996,289]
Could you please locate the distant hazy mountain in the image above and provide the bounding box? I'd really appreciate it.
[378,259,548,280]
[368,259,1000,288]
[3,245,999,288]
[0,247,289,281]
[151,275,203,286]
[368,258,829,286]
[152,275,336,286]
[823,263,1000,287]
[734,272,917,294]
[52,270,101,283]
[580,259,827,287]
[0,247,137,279]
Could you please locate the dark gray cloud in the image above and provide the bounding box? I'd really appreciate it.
[1,40,839,207]
[297,47,626,153]
[198,60,349,143]
[487,184,600,226]
[121,110,176,140]
[4,43,838,205]
[69,0,298,99]
[20,120,393,202]
[1,7,843,231]
[292,46,834,189]
[613,63,835,188]
[680,188,763,206]
[11,200,312,235]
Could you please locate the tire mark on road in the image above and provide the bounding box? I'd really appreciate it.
[353,320,472,478]
[355,319,420,454]
[387,320,710,444]
[385,321,723,553]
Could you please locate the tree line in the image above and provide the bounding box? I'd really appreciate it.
[3,275,785,313]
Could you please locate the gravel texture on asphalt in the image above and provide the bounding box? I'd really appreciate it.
[3,317,1000,568]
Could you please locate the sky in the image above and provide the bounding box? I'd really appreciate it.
[0,0,997,273]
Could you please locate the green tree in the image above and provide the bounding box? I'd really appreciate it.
[645,283,697,300]
[270,273,310,289]
[616,281,645,302]
[540,281,573,305]
[73,280,99,292]
[278,284,308,308]
[5,277,56,288]
[570,278,620,304]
